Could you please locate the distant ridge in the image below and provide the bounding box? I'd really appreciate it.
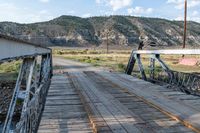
[0,15,200,48]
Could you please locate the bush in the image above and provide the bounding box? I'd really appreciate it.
[87,50,99,54]
[93,57,100,61]
[0,61,21,73]
[117,63,126,71]
[90,60,97,64]
[57,50,63,55]
[85,59,91,63]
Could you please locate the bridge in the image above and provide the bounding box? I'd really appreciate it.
[0,34,200,133]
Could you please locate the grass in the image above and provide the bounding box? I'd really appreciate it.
[1,48,199,82]
[53,48,200,73]
[0,61,21,81]
[54,49,130,72]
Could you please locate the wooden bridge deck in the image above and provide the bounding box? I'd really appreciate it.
[38,70,200,133]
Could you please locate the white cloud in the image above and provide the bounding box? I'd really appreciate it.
[192,10,198,16]
[39,10,48,14]
[82,13,91,18]
[190,10,200,22]
[167,0,200,9]
[99,10,114,16]
[96,0,102,4]
[39,0,50,3]
[67,10,75,15]
[128,6,153,15]
[175,15,183,20]
[175,10,200,22]
[110,0,133,11]
[96,0,133,11]
[0,3,54,23]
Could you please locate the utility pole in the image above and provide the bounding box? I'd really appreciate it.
[183,0,187,49]
[182,0,187,58]
[106,30,109,54]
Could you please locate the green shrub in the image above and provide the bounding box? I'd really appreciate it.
[93,57,100,61]
[0,61,21,73]
[78,58,86,62]
[117,63,126,71]
[90,60,97,64]
[57,50,63,55]
[85,59,91,63]
[87,50,99,54]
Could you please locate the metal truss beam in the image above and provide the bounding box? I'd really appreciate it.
[1,34,52,133]
[126,49,200,96]
[3,55,52,133]
[133,49,200,55]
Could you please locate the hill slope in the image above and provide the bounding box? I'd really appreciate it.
[0,15,200,47]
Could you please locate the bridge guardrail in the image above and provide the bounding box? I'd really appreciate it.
[0,34,52,133]
[126,49,200,96]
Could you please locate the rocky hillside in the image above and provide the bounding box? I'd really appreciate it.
[0,15,200,47]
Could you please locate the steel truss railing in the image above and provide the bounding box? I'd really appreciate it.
[126,49,200,96]
[0,35,52,133]
[2,54,52,133]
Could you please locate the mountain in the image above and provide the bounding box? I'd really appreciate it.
[0,15,200,48]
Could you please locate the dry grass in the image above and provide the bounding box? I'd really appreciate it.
[53,48,200,73]
[0,61,21,81]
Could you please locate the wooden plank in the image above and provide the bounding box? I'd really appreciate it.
[38,74,93,133]
[45,99,82,105]
[46,95,79,100]
[41,112,87,118]
[69,72,122,133]
[84,71,195,132]
[39,70,198,132]
[39,122,92,129]
[83,72,146,125]
[97,72,200,132]
[38,128,92,133]
[43,105,85,113]
[69,72,142,133]
[68,73,111,133]
[39,119,91,126]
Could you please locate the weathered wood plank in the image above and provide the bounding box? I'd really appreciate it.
[69,72,141,133]
[69,72,119,133]
[38,70,198,133]
[97,72,200,132]
[45,99,82,105]
[84,71,196,132]
[38,74,93,133]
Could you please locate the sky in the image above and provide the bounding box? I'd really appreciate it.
[0,0,200,23]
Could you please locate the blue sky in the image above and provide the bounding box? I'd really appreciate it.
[0,0,199,23]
